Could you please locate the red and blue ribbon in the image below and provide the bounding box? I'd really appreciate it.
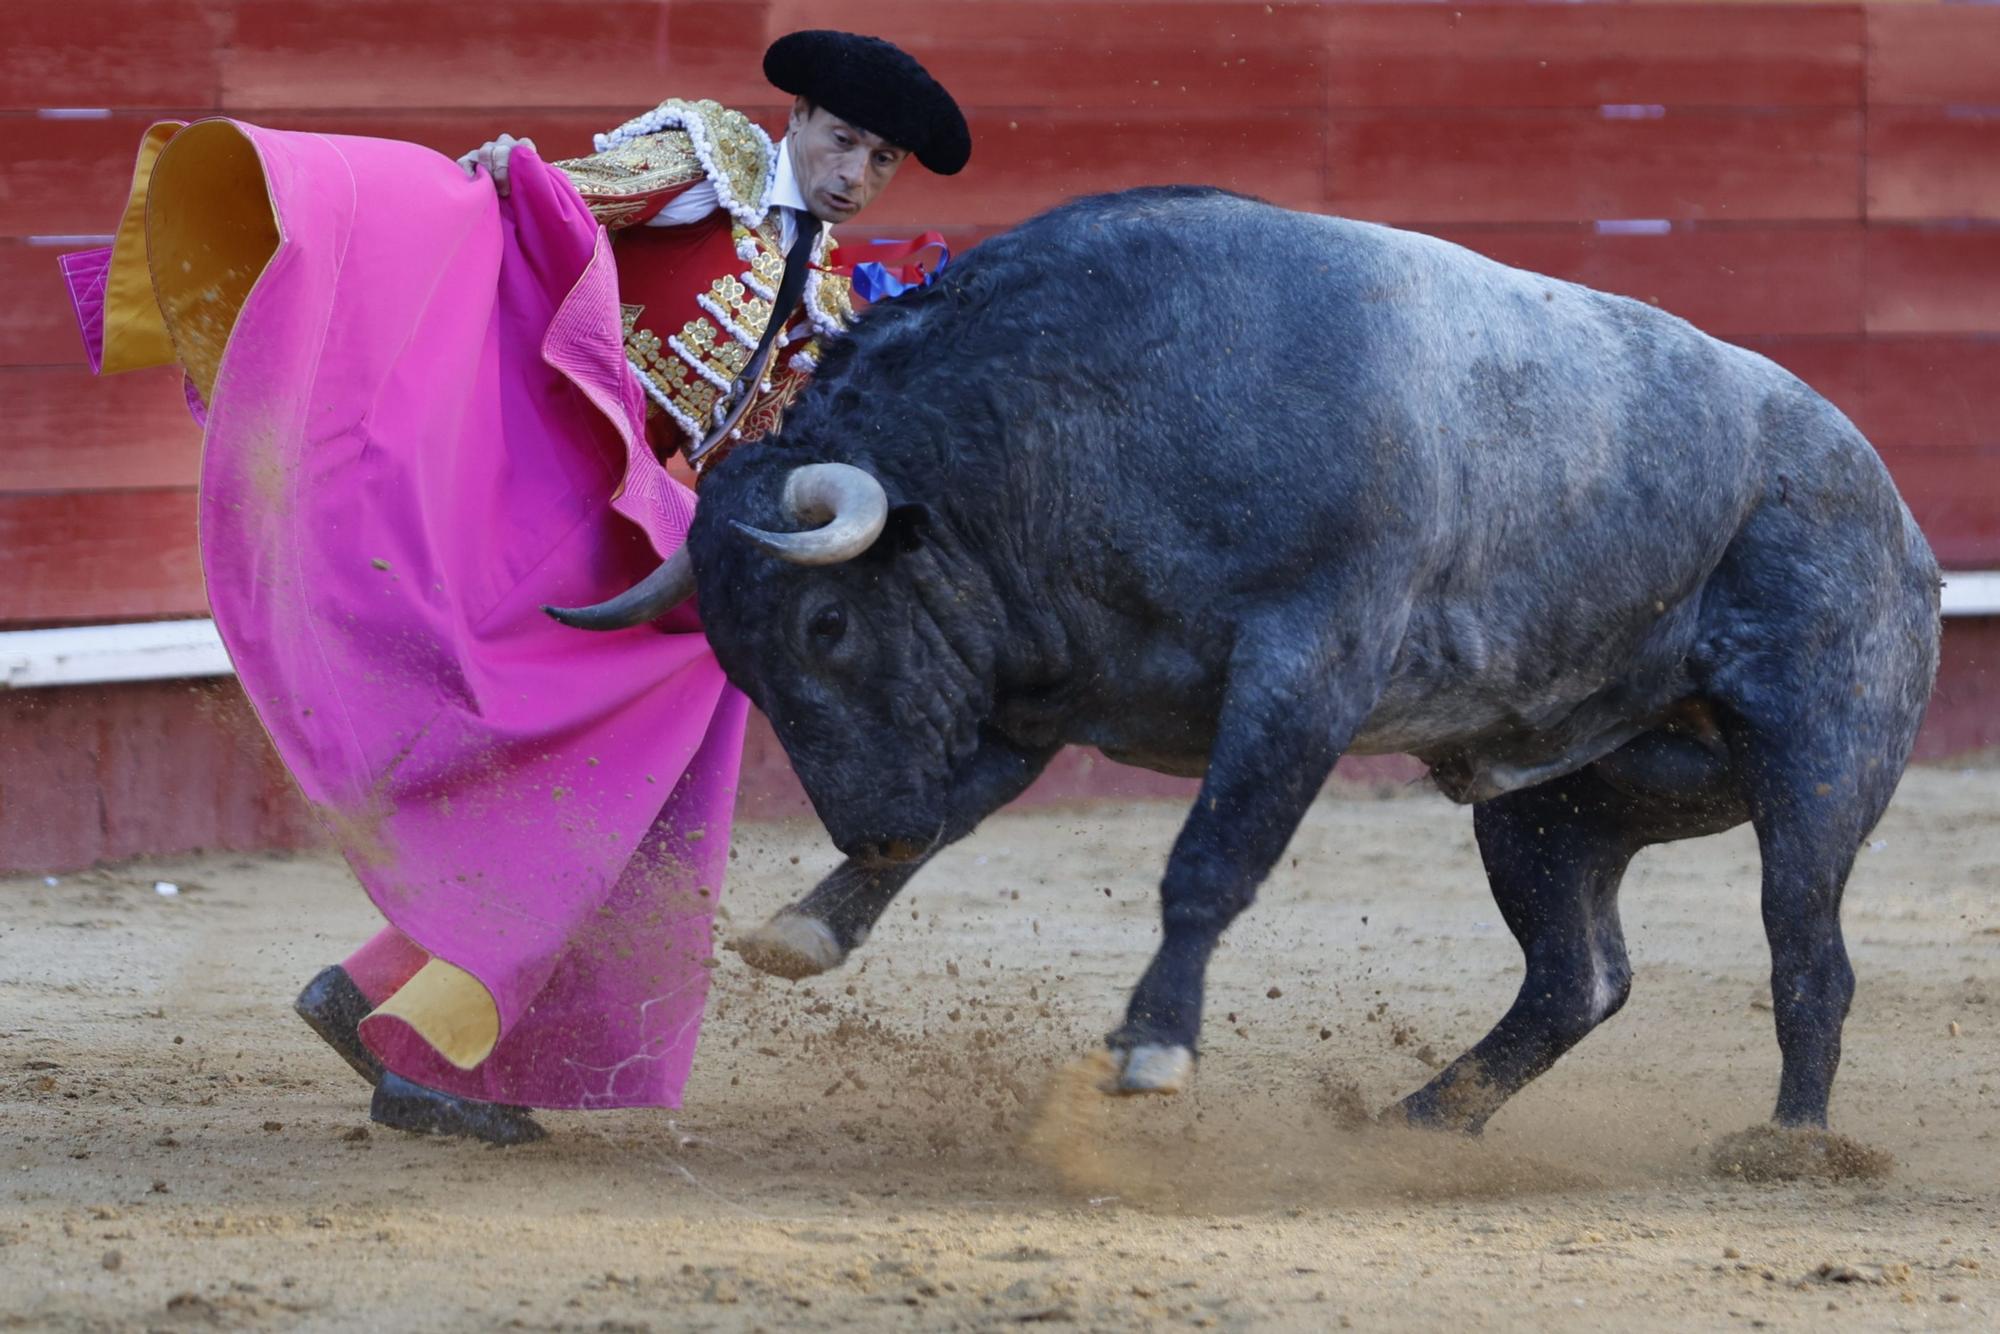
[849,231,951,303]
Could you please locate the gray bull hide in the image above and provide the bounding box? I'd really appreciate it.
[561,186,1941,1134]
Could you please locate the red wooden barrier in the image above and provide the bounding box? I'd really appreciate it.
[0,0,221,109]
[4,620,1994,875]
[0,0,1996,860]
[1425,224,1865,337]
[1867,5,2000,107]
[1866,227,2000,335]
[1,367,200,491]
[0,240,92,367]
[1867,110,2000,222]
[1328,109,1862,225]
[1319,3,1864,109]
[0,490,201,623]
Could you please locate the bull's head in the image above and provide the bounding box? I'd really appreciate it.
[546,460,972,864]
[543,464,889,629]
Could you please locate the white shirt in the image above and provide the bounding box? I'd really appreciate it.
[644,134,815,249]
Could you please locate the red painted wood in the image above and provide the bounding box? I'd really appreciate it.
[3,367,201,491]
[1867,5,2000,108]
[767,0,1329,111]
[866,110,1327,229]
[1868,109,2000,222]
[0,679,319,874]
[222,2,774,113]
[0,239,95,367]
[1878,447,2000,569]
[243,109,708,170]
[1328,109,1862,224]
[1867,226,2000,335]
[0,0,221,111]
[0,489,205,624]
[1422,224,1864,337]
[1860,338,2000,454]
[1323,3,1864,110]
[1739,335,2000,455]
[1,655,1989,877]
[92,679,320,864]
[1735,333,1871,421]
[0,112,159,238]
[1918,618,2000,760]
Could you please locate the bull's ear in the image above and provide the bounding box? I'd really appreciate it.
[881,502,931,555]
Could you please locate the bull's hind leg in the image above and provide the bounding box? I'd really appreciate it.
[1398,735,1746,1132]
[1704,554,1934,1127]
[1724,714,1910,1127]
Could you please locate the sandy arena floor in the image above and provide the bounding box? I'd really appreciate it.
[4,765,1997,1330]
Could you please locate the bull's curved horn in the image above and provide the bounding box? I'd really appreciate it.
[732,462,889,566]
[542,547,695,631]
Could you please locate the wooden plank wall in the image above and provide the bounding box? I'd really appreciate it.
[0,0,1992,616]
[1,1,1996,871]
[2,0,1997,620]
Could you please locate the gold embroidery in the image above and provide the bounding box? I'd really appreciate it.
[692,362,815,484]
[705,273,772,344]
[553,132,705,229]
[677,316,751,383]
[809,268,856,333]
[676,99,774,220]
[585,99,774,225]
[624,303,717,433]
[747,241,783,292]
[619,206,841,460]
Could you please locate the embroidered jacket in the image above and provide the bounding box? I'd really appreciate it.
[552,99,855,471]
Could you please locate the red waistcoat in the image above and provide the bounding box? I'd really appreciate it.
[611,207,849,468]
[551,99,855,475]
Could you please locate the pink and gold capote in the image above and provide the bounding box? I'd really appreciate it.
[83,119,746,1109]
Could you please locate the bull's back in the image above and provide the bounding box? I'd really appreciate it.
[1026,193,1917,756]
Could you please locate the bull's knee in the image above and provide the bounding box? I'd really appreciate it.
[728,911,848,980]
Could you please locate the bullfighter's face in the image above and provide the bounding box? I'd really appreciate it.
[786,99,909,224]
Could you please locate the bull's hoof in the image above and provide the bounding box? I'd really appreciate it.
[729,912,845,980]
[1104,1043,1194,1095]
[369,1073,548,1147]
[293,965,384,1087]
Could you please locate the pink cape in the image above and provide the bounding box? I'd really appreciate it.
[190,124,743,1109]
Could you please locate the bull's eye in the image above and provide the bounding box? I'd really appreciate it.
[807,604,848,644]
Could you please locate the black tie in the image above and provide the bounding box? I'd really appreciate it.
[688,211,823,464]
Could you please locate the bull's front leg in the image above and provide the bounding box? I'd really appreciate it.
[729,857,925,980]
[731,736,1056,980]
[1108,630,1378,1094]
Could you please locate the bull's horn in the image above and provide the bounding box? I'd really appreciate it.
[732,463,889,566]
[543,547,695,630]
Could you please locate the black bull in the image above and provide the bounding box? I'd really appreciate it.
[554,187,1940,1133]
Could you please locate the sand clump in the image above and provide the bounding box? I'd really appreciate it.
[1708,1124,1896,1183]
[1022,1050,1611,1210]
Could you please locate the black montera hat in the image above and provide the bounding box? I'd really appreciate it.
[764,30,971,176]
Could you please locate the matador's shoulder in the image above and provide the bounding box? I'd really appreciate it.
[552,98,778,230]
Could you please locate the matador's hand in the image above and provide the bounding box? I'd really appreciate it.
[456,133,537,196]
